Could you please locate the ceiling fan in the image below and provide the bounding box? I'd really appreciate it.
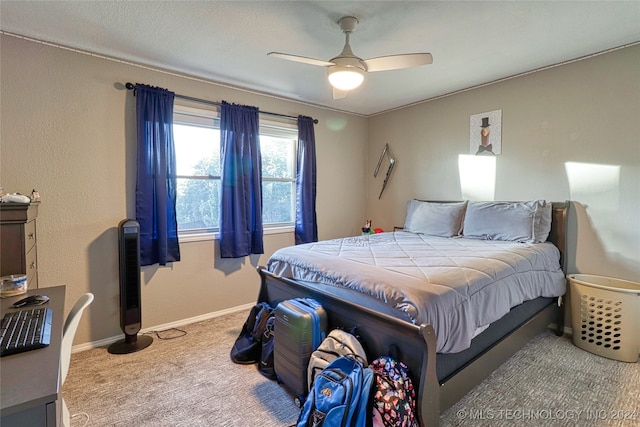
[268,16,433,100]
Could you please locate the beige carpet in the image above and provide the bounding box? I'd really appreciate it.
[63,309,640,426]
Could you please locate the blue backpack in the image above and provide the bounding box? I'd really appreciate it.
[296,355,374,427]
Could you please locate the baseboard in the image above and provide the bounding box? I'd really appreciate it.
[72,302,255,353]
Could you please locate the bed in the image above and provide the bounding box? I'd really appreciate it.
[256,200,569,426]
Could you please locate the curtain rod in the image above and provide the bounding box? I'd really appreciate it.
[125,82,317,124]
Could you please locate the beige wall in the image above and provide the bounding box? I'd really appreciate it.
[2,33,638,348]
[366,45,640,283]
[0,34,368,346]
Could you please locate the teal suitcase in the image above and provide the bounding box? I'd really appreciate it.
[274,298,327,405]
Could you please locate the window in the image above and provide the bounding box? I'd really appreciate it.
[173,105,297,235]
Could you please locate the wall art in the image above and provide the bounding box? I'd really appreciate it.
[470,109,502,155]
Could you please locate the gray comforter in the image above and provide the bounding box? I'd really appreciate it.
[267,231,566,353]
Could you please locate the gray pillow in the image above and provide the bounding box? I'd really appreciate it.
[534,200,553,242]
[404,200,467,237]
[463,200,552,243]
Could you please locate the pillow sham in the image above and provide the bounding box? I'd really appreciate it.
[534,200,553,242]
[462,200,552,243]
[403,200,467,237]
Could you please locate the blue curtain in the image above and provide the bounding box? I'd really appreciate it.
[295,116,318,244]
[219,101,264,258]
[135,84,180,266]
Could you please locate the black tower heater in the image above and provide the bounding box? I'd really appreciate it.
[108,219,153,354]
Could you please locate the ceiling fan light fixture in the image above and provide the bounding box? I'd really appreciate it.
[270,16,432,97]
[327,66,365,91]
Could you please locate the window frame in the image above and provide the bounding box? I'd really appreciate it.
[173,104,297,241]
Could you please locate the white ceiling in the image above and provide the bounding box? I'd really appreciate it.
[1,1,639,116]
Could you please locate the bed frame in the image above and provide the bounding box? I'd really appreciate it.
[256,201,569,426]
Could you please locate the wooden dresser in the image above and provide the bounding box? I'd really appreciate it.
[0,202,39,289]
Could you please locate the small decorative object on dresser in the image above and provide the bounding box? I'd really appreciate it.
[0,202,39,291]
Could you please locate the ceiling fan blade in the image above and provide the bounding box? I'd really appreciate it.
[333,87,348,100]
[267,52,334,68]
[364,53,433,72]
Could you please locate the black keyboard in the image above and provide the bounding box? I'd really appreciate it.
[1,307,52,357]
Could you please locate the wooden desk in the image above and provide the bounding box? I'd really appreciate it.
[1,285,65,427]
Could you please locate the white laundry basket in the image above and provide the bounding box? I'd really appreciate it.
[568,274,640,362]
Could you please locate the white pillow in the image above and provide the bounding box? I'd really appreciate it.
[463,200,552,243]
[404,200,467,237]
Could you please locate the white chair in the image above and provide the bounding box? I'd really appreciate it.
[60,293,94,427]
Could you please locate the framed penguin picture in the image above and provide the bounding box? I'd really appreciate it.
[470,109,502,155]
